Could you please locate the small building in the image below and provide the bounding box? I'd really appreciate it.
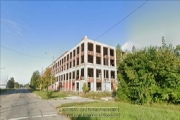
[47,36,117,92]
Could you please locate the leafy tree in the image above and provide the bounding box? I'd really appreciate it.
[117,40,180,104]
[82,83,89,94]
[42,68,55,91]
[14,82,19,88]
[7,77,15,88]
[30,70,40,89]
[175,45,180,57]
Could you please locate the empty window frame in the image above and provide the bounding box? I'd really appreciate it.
[96,45,101,53]
[96,57,101,64]
[77,57,79,66]
[111,71,115,78]
[104,70,109,78]
[103,47,108,56]
[81,43,84,52]
[77,46,79,55]
[88,55,93,63]
[110,49,114,56]
[88,42,93,51]
[81,55,84,64]
[88,68,94,77]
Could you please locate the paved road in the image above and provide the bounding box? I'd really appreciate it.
[0,89,68,120]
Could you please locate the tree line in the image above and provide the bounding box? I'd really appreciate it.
[29,68,55,91]
[116,39,180,104]
[6,77,23,89]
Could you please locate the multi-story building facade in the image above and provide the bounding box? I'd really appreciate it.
[48,36,117,92]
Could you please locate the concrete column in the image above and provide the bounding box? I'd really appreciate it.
[93,68,96,92]
[84,40,88,80]
[79,45,81,65]
[79,68,81,80]
[62,74,64,90]
[93,42,97,92]
[108,47,110,67]
[101,68,104,91]
[84,66,87,81]
[67,72,69,91]
[64,72,67,91]
[84,40,87,64]
[71,71,73,91]
[101,44,103,66]
[109,69,111,92]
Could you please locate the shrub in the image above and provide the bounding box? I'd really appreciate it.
[82,83,89,94]
[46,90,52,99]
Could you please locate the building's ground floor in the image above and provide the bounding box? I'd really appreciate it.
[48,64,117,92]
[49,79,116,92]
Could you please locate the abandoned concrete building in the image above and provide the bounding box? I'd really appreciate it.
[48,36,117,92]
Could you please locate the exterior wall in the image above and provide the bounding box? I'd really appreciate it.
[47,36,117,92]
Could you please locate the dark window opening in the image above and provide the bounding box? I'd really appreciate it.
[77,47,79,55]
[110,49,114,56]
[103,47,108,56]
[81,55,84,64]
[111,71,115,78]
[104,70,109,78]
[77,58,79,66]
[88,42,93,51]
[96,57,101,64]
[88,55,93,63]
[96,45,101,53]
[81,43,84,52]
[88,68,94,77]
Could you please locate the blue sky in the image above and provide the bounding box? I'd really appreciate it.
[1,1,180,85]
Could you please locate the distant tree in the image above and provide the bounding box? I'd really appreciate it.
[132,45,136,53]
[42,68,55,91]
[30,70,40,89]
[7,77,15,88]
[14,82,19,88]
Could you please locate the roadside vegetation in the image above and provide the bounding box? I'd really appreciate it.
[116,39,180,104]
[30,89,67,99]
[57,101,180,120]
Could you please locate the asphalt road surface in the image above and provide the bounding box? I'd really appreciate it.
[0,89,68,120]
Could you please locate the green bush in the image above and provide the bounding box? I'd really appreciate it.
[82,83,89,94]
[46,90,52,99]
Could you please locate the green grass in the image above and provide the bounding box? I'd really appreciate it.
[31,89,67,99]
[57,101,180,120]
[80,92,111,100]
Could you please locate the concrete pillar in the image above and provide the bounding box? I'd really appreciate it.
[64,72,67,91]
[109,69,111,92]
[93,68,96,92]
[79,68,81,80]
[71,71,73,91]
[84,40,88,80]
[79,44,81,65]
[101,68,104,91]
[108,47,110,66]
[101,44,103,66]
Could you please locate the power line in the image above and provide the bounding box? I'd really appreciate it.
[95,0,148,40]
[1,45,51,59]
